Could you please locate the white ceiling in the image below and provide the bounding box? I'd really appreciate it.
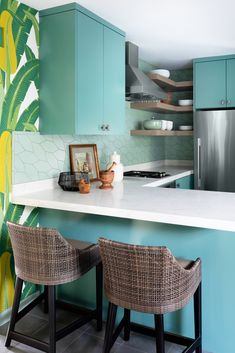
[23,0,235,68]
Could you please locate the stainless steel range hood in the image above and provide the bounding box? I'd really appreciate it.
[125,41,166,101]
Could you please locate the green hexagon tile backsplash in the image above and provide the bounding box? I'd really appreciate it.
[13,130,193,184]
[13,68,193,185]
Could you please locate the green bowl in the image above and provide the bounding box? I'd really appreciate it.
[143,119,162,130]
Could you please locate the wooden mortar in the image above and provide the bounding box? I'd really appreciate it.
[99,162,116,190]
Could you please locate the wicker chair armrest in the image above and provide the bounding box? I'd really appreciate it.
[174,257,201,273]
[65,238,94,251]
[178,258,201,297]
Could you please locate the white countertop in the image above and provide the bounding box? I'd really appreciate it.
[11,166,235,233]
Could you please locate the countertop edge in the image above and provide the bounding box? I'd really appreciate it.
[11,193,235,233]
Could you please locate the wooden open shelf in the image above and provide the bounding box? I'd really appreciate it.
[130,130,193,137]
[130,101,193,113]
[148,73,193,92]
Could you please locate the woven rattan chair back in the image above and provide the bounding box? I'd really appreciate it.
[99,238,201,314]
[8,222,86,286]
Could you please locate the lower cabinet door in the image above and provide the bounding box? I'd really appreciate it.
[176,175,194,189]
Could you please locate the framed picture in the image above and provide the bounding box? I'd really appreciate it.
[69,144,100,181]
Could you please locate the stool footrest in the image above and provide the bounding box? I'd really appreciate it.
[130,322,201,350]
[56,300,97,318]
[182,337,201,353]
[9,331,49,352]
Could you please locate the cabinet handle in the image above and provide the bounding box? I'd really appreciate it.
[227,99,231,105]
[220,99,225,105]
[101,124,106,131]
[105,124,110,131]
[197,138,201,189]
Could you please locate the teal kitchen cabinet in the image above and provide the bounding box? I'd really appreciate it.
[175,175,194,189]
[76,11,103,135]
[104,26,125,133]
[194,60,226,109]
[194,55,235,110]
[227,59,235,108]
[40,3,125,135]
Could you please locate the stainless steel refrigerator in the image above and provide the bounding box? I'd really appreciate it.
[194,110,235,192]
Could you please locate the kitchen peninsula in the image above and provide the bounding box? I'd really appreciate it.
[11,175,235,353]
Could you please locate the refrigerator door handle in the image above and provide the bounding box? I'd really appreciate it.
[197,138,201,188]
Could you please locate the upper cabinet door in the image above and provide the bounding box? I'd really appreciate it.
[227,59,235,108]
[195,60,226,109]
[40,10,77,134]
[76,12,103,134]
[103,27,125,134]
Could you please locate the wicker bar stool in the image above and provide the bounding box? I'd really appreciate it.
[99,238,202,353]
[5,222,103,353]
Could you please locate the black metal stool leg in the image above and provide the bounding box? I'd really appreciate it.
[5,277,23,347]
[154,314,165,353]
[103,302,117,353]
[44,285,49,314]
[194,282,202,353]
[96,262,103,331]
[123,309,131,341]
[48,286,56,353]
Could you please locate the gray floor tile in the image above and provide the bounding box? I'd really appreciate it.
[165,341,185,353]
[0,336,7,353]
[114,344,145,353]
[62,332,106,353]
[0,314,47,337]
[117,332,186,353]
[119,332,156,353]
[32,322,85,353]
[85,321,123,343]
[30,304,93,334]
[29,302,48,320]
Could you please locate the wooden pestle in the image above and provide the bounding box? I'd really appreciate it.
[105,161,116,173]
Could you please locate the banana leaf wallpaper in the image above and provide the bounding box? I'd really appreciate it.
[0,0,39,315]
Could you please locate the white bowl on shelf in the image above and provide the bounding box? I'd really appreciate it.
[149,69,170,78]
[178,99,193,106]
[179,125,193,131]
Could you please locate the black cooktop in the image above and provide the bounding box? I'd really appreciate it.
[124,170,170,179]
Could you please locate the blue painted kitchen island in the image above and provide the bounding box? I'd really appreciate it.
[39,209,234,353]
[12,178,235,353]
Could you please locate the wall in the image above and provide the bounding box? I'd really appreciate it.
[0,0,39,315]
[12,65,193,185]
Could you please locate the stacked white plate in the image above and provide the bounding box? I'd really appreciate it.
[178,99,193,106]
[179,125,193,131]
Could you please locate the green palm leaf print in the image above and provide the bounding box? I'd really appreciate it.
[15,99,39,131]
[12,3,37,65]
[0,59,39,133]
